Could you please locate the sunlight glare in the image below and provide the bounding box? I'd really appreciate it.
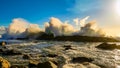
[116,0,120,15]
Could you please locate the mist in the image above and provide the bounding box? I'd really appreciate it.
[45,17,75,36]
[4,18,42,39]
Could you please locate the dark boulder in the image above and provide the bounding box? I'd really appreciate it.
[71,57,93,63]
[63,45,73,50]
[47,54,58,58]
[96,42,120,50]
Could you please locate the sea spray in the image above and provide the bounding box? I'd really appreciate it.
[2,17,106,39]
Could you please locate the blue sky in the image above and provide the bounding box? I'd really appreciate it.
[0,0,104,26]
[0,0,119,27]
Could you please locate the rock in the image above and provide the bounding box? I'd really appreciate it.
[71,57,93,63]
[47,54,58,58]
[37,61,57,68]
[63,45,73,50]
[23,54,31,59]
[0,57,11,68]
[0,41,7,46]
[0,41,7,50]
[28,60,39,68]
[96,42,120,50]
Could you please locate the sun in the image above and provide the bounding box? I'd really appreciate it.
[115,0,120,15]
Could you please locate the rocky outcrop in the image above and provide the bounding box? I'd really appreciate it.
[96,42,120,50]
[0,57,11,68]
[38,35,119,42]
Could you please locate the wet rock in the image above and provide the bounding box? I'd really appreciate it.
[0,57,11,68]
[71,57,93,63]
[47,54,58,58]
[50,61,58,66]
[63,45,73,50]
[56,56,66,68]
[2,49,22,55]
[0,41,7,50]
[28,60,39,68]
[96,42,120,50]
[0,41,7,46]
[37,61,57,68]
[23,54,31,59]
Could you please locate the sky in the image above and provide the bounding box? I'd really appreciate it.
[0,0,120,36]
[0,0,104,26]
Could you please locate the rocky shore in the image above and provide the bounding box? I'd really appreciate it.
[0,41,118,68]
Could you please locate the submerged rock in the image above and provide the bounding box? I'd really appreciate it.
[37,61,57,68]
[96,42,120,50]
[0,57,11,68]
